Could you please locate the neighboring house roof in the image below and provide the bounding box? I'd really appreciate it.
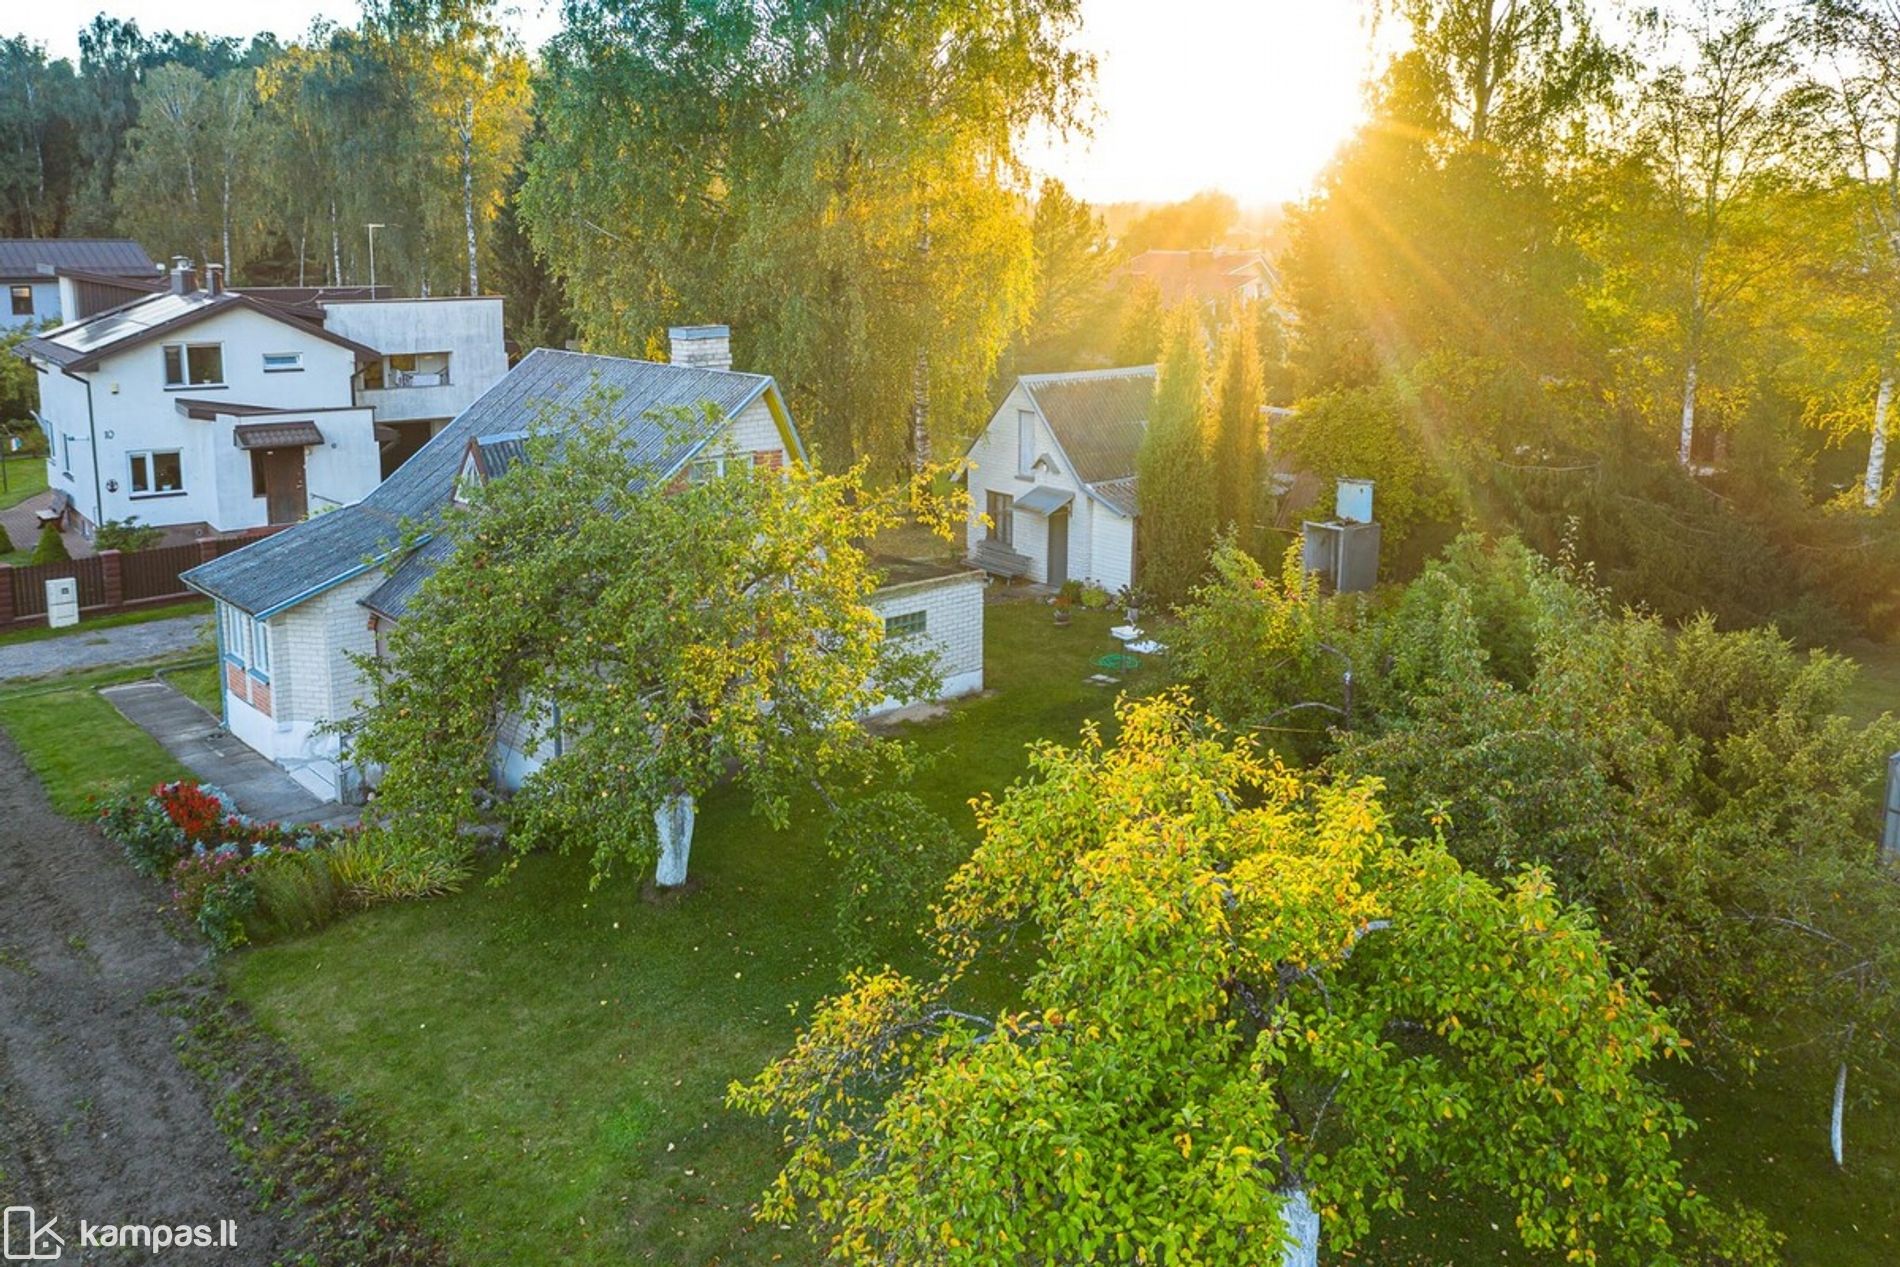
[1118,249,1279,308]
[185,348,804,619]
[13,288,382,373]
[0,238,155,281]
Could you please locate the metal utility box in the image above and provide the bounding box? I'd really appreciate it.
[1336,478,1374,524]
[1885,752,1900,862]
[44,576,78,629]
[1301,520,1382,593]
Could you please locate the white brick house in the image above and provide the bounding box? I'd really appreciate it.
[961,366,1152,594]
[183,333,985,801]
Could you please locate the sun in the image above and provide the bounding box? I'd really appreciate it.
[1025,0,1375,208]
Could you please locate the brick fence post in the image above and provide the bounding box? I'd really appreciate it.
[99,548,122,609]
[0,563,13,626]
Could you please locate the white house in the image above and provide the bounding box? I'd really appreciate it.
[0,238,156,330]
[14,258,506,538]
[181,331,985,802]
[961,366,1153,594]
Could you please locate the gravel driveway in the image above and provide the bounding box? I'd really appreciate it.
[0,612,211,682]
[0,732,298,1264]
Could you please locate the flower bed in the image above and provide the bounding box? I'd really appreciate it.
[96,780,468,951]
[98,781,352,950]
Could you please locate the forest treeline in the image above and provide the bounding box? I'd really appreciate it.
[4,0,1898,637]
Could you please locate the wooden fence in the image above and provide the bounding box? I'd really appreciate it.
[0,526,285,626]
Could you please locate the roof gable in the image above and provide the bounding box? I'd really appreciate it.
[1020,366,1155,486]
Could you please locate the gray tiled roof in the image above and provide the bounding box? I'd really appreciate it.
[0,238,155,280]
[1092,476,1139,518]
[183,348,785,617]
[1020,366,1154,486]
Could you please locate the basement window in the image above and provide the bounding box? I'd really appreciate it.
[884,610,927,638]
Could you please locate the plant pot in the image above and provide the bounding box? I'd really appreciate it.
[1053,608,1072,627]
[1125,607,1140,624]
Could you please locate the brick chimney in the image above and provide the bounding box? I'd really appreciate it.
[204,262,224,295]
[168,256,197,295]
[668,324,732,372]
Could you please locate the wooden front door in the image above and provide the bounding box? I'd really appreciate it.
[257,447,308,524]
[1047,506,1070,587]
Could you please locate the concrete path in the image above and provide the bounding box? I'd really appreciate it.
[98,679,359,828]
[0,611,212,681]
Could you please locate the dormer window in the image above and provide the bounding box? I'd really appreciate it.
[454,449,483,505]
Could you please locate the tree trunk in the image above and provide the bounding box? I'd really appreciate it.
[221,166,233,274]
[1866,374,1892,509]
[653,792,697,888]
[910,344,931,476]
[1278,1185,1320,1267]
[462,99,479,296]
[329,197,341,287]
[1832,1058,1849,1167]
[1678,359,1699,468]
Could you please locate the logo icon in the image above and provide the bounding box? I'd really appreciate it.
[2,1208,62,1261]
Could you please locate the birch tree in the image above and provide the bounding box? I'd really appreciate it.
[1805,0,1900,504]
[1629,0,1817,468]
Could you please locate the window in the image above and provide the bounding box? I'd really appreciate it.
[162,342,223,387]
[369,351,451,389]
[128,450,184,497]
[9,285,31,316]
[688,454,727,485]
[262,352,303,373]
[1017,409,1037,474]
[220,603,248,664]
[986,490,1014,545]
[249,619,271,679]
[884,610,927,638]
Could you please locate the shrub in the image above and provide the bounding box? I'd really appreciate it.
[171,848,260,952]
[0,523,12,554]
[325,833,470,905]
[247,849,343,940]
[29,522,68,564]
[94,517,163,552]
[98,789,188,876]
[1078,583,1110,609]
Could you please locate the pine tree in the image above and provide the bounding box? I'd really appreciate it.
[1113,279,1165,366]
[1209,302,1264,551]
[1136,309,1215,608]
[30,522,69,564]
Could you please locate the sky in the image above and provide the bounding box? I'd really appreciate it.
[11,0,1376,208]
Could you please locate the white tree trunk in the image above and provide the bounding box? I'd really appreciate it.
[461,99,479,296]
[1278,1185,1320,1267]
[329,198,341,287]
[1678,359,1699,468]
[1866,374,1892,509]
[1832,1058,1849,1168]
[653,792,697,888]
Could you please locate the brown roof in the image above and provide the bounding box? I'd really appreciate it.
[233,421,326,449]
[15,289,380,372]
[1118,249,1277,307]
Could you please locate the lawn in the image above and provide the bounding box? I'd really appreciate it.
[164,661,224,715]
[0,661,194,815]
[0,456,47,512]
[20,596,1887,1265]
[1843,639,1900,728]
[226,597,1142,1265]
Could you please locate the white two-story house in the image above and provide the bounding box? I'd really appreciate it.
[14,258,506,539]
[182,330,985,802]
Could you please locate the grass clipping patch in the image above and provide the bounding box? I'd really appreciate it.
[160,979,449,1267]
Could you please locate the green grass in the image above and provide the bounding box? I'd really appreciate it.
[0,661,196,815]
[0,599,212,648]
[164,662,223,715]
[1843,639,1900,728]
[226,600,1142,1266]
[0,457,48,512]
[117,603,1900,1264]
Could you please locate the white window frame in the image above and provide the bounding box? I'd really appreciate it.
[220,603,248,666]
[162,341,225,389]
[687,454,728,485]
[9,284,32,317]
[262,351,303,373]
[249,618,271,680]
[127,449,185,498]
